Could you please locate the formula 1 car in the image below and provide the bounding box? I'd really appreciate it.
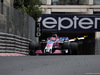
[29,34,80,55]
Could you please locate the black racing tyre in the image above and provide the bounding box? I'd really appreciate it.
[29,41,37,50]
[70,42,78,55]
[62,42,70,49]
[29,41,39,55]
[41,42,46,50]
[61,42,71,54]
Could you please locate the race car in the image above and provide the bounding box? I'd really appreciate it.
[29,34,80,55]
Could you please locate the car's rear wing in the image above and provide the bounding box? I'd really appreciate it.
[60,36,88,42]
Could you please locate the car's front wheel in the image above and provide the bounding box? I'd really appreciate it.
[29,41,39,55]
[61,42,72,54]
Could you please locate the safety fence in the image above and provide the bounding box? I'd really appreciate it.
[0,2,36,54]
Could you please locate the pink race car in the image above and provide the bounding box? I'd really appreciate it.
[29,34,78,55]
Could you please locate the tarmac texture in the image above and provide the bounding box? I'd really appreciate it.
[0,55,100,75]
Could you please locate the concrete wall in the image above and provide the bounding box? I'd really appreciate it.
[28,16,38,42]
[0,0,38,54]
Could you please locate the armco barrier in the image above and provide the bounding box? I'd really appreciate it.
[0,32,31,55]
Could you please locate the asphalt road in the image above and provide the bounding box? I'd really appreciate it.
[0,55,100,75]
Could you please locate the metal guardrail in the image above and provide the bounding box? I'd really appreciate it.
[0,32,31,54]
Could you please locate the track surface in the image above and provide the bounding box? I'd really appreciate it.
[0,55,100,75]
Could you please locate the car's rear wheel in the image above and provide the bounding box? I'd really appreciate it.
[61,42,71,54]
[70,42,78,55]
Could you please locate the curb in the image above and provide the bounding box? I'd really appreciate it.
[0,53,26,56]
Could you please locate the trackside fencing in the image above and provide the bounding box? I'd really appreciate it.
[0,2,37,54]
